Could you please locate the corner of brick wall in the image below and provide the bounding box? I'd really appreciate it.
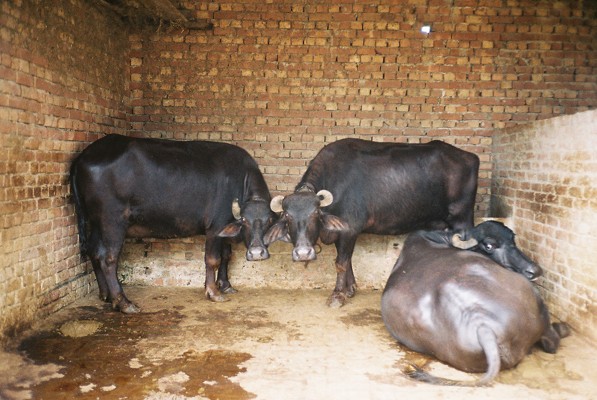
[491,109,597,344]
[2,0,597,346]
[0,0,130,345]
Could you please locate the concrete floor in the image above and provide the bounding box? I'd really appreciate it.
[1,286,595,400]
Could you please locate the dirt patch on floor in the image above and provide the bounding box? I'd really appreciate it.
[1,287,596,400]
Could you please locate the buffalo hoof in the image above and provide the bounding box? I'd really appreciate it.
[553,322,571,338]
[326,292,347,308]
[112,295,141,314]
[217,280,238,294]
[221,286,238,294]
[205,289,229,303]
[120,302,141,314]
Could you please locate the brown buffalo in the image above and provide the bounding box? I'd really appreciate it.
[381,221,569,386]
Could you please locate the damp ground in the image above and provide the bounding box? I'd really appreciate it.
[1,287,595,399]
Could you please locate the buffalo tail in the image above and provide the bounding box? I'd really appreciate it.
[69,162,88,260]
[404,324,501,387]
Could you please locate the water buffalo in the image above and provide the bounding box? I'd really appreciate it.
[70,134,274,313]
[381,221,569,386]
[264,138,480,307]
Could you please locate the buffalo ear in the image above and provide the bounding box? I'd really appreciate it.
[321,214,350,232]
[270,195,285,213]
[421,231,450,245]
[264,220,289,245]
[217,221,243,238]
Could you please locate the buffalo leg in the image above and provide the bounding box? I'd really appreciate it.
[88,226,140,314]
[217,241,237,294]
[88,229,110,301]
[327,235,358,308]
[538,300,570,353]
[204,235,227,302]
[540,325,561,354]
[93,263,110,302]
[552,322,571,338]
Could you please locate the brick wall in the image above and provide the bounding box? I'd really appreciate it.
[2,0,596,345]
[0,0,130,345]
[492,110,597,344]
[121,0,596,337]
[130,0,597,207]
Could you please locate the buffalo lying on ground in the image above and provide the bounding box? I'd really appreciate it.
[70,134,274,312]
[381,221,569,386]
[265,138,480,307]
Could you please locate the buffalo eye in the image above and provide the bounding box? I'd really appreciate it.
[482,241,496,252]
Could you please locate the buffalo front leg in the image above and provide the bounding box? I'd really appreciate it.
[204,236,228,302]
[327,236,358,308]
[216,241,237,294]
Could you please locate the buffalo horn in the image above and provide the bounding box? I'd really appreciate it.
[451,233,478,249]
[317,190,334,208]
[270,195,285,213]
[232,199,242,220]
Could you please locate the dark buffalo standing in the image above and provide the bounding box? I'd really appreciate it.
[70,134,274,313]
[264,138,480,307]
[381,221,569,386]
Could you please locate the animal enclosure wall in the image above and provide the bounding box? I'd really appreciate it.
[1,0,597,347]
[0,0,130,345]
[491,109,597,344]
[130,0,597,207]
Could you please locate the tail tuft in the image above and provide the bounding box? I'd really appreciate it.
[404,363,467,386]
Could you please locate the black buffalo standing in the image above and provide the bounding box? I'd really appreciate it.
[70,134,274,313]
[381,221,569,386]
[264,138,480,307]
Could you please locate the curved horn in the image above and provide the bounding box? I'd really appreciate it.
[451,233,478,250]
[232,198,242,220]
[270,195,285,213]
[317,190,334,208]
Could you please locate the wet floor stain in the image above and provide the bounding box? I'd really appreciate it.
[16,305,255,399]
[340,308,383,328]
[4,288,593,400]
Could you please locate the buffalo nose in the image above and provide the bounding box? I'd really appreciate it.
[247,246,270,261]
[292,246,316,262]
[524,263,543,281]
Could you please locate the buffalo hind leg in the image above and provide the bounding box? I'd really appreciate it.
[327,236,357,308]
[89,234,140,313]
[540,322,571,353]
[217,241,237,294]
[553,322,571,338]
[92,263,110,302]
[88,229,110,301]
[538,299,570,353]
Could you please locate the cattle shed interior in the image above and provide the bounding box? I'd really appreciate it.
[1,0,597,399]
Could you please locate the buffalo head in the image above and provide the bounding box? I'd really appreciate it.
[218,198,275,261]
[264,189,349,261]
[451,220,543,281]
